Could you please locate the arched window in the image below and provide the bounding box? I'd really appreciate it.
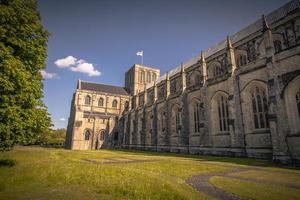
[217,95,229,132]
[112,99,118,108]
[188,71,202,87]
[85,95,91,105]
[170,79,177,94]
[152,73,156,81]
[147,71,151,83]
[284,76,300,135]
[237,54,247,67]
[124,101,129,111]
[98,97,104,107]
[84,130,91,140]
[141,71,145,83]
[193,102,201,133]
[100,131,105,140]
[274,40,282,53]
[297,89,300,117]
[210,63,226,78]
[194,73,201,86]
[251,87,269,129]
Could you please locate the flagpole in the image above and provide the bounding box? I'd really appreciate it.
[141,54,143,65]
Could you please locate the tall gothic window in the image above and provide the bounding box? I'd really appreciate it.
[84,130,91,140]
[218,95,229,132]
[85,95,91,105]
[98,97,104,107]
[194,102,201,133]
[251,87,269,129]
[296,88,300,117]
[175,110,181,134]
[112,99,118,108]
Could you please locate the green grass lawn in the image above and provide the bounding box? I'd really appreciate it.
[0,146,299,200]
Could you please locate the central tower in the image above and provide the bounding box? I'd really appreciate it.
[125,64,160,95]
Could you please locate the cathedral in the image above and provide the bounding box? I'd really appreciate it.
[66,0,300,164]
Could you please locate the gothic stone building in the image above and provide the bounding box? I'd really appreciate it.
[66,0,300,164]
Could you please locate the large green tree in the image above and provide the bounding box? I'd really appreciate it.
[0,0,51,150]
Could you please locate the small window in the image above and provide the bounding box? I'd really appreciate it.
[124,101,129,111]
[85,95,91,105]
[84,130,91,140]
[100,131,105,140]
[194,73,201,86]
[170,79,177,94]
[237,54,247,67]
[112,99,118,108]
[212,65,226,78]
[98,97,104,107]
[274,40,282,53]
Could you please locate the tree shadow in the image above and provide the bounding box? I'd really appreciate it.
[0,159,16,167]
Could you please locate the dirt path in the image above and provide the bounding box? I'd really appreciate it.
[186,166,300,200]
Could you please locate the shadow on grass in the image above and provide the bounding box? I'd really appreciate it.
[0,159,17,167]
[109,148,297,169]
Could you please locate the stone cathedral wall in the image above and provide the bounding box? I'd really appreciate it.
[118,1,300,164]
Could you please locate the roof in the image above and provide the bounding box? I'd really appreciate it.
[78,80,129,96]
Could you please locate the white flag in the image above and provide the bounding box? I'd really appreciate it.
[136,51,143,56]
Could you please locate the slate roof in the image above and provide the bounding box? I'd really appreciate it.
[78,80,129,96]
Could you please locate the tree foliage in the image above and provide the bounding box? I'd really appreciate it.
[0,0,51,150]
[39,128,66,148]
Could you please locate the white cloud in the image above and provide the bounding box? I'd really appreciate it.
[70,62,101,77]
[59,118,66,121]
[40,70,58,79]
[54,56,101,77]
[54,56,77,68]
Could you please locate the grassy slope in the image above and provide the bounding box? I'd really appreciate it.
[0,146,299,200]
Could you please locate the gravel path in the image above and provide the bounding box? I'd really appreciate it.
[186,165,300,200]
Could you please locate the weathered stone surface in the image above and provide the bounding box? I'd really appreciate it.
[67,1,300,164]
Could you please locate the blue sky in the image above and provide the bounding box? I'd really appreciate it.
[38,0,289,129]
